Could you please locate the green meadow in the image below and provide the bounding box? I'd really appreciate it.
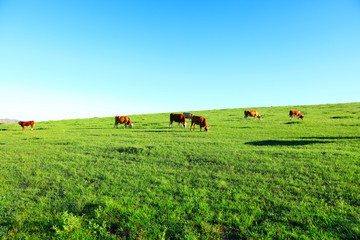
[1,103,360,239]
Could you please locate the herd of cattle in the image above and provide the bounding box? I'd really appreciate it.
[17,110,305,131]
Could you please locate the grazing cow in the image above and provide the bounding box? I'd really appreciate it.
[114,116,133,128]
[170,113,187,128]
[190,115,210,132]
[183,112,194,121]
[244,110,262,120]
[289,110,304,120]
[18,121,35,131]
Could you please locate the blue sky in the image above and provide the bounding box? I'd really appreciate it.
[1,0,359,121]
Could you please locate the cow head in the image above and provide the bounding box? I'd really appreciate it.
[258,116,262,120]
[299,114,304,120]
[204,125,210,131]
[130,123,134,128]
[183,122,187,128]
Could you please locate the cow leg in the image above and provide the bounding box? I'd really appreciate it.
[177,122,180,128]
[31,124,34,130]
[123,124,126,128]
[23,126,25,131]
[169,121,173,128]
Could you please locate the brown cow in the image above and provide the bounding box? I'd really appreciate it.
[170,113,187,128]
[18,121,35,131]
[289,110,304,120]
[190,115,210,132]
[114,116,133,128]
[244,110,262,120]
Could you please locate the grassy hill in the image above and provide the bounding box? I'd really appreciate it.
[1,103,359,239]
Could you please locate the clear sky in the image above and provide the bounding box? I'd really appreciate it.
[1,0,359,121]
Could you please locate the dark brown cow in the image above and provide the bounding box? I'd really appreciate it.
[18,121,35,131]
[244,110,262,120]
[190,115,210,132]
[289,110,304,120]
[170,113,186,128]
[114,116,133,128]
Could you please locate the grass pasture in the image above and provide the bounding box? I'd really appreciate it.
[1,103,360,239]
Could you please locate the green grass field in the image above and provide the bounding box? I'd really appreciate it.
[1,103,360,239]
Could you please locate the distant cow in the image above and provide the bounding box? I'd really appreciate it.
[170,113,186,128]
[244,110,262,120]
[18,121,35,131]
[183,112,194,121]
[289,110,304,120]
[190,115,210,132]
[114,116,133,128]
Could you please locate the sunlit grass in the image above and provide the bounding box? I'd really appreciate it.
[1,103,360,239]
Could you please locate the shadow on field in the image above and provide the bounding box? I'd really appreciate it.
[115,146,153,155]
[331,116,355,119]
[134,130,178,133]
[81,203,102,216]
[301,136,360,140]
[284,122,302,124]
[116,146,143,154]
[245,140,331,146]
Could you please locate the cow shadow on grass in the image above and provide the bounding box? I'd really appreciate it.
[300,136,360,140]
[0,128,25,132]
[0,128,19,131]
[133,126,187,133]
[245,140,331,146]
[116,146,144,154]
[134,130,183,133]
[34,127,49,130]
[284,122,303,124]
[331,116,355,119]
